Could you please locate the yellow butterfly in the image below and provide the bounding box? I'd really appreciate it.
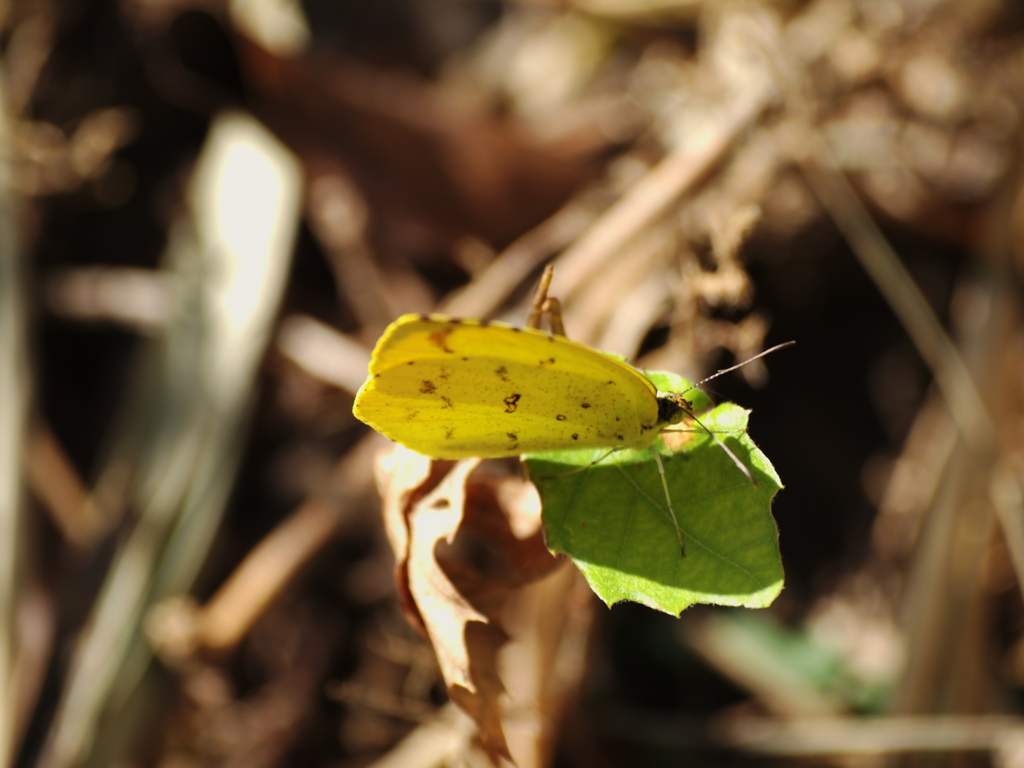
[353,313,789,554]
[353,313,697,459]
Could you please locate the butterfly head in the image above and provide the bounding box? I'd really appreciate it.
[655,392,694,429]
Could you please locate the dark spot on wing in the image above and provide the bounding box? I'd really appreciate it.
[556,414,567,421]
[444,427,454,440]
[504,393,521,413]
[428,328,455,354]
[571,433,579,440]
[420,380,437,394]
[538,357,556,366]
[580,402,591,409]
[440,396,453,409]
[495,365,509,382]
[507,432,518,441]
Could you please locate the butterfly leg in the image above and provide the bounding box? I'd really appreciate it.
[666,411,758,488]
[650,450,685,556]
[527,264,567,337]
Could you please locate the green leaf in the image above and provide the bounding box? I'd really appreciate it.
[524,371,783,616]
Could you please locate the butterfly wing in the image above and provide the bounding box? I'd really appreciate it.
[353,314,661,459]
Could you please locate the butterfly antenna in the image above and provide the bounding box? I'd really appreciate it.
[667,341,793,488]
[682,341,795,396]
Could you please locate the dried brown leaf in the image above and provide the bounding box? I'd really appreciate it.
[374,448,564,764]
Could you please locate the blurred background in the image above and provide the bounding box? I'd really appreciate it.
[3,0,1024,766]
